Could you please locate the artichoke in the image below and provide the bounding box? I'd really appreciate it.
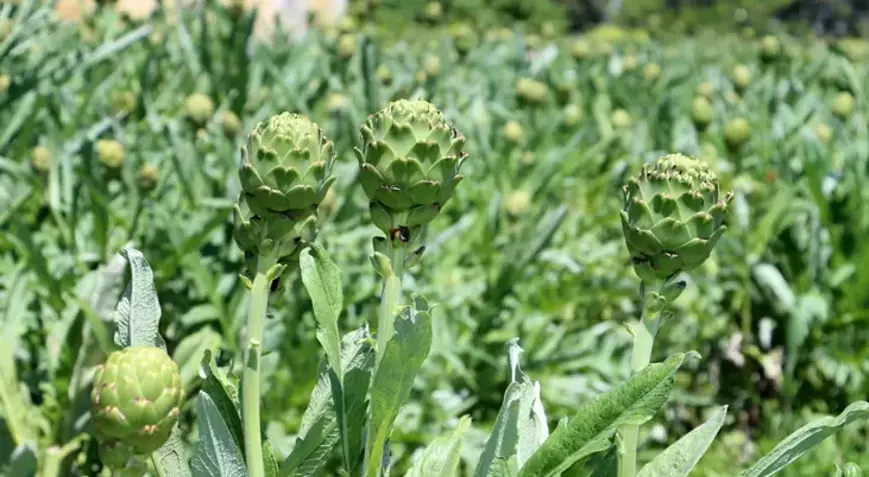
[137,163,159,192]
[515,78,548,108]
[502,120,524,144]
[731,65,751,91]
[759,35,780,62]
[221,110,242,137]
[612,109,631,128]
[643,63,661,82]
[691,96,713,130]
[183,93,215,126]
[724,118,750,151]
[31,146,51,174]
[620,154,732,282]
[832,92,855,120]
[96,139,125,174]
[91,347,183,456]
[356,99,467,239]
[234,113,336,267]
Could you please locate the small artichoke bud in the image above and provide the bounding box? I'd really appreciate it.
[424,1,443,22]
[515,78,548,108]
[571,39,592,61]
[540,22,557,40]
[221,110,242,137]
[235,113,337,267]
[504,189,531,216]
[759,35,780,62]
[423,54,441,77]
[451,23,476,56]
[697,81,715,99]
[623,55,638,72]
[337,34,357,59]
[562,104,582,128]
[111,91,137,116]
[325,93,350,116]
[91,347,183,455]
[183,93,215,126]
[31,146,51,174]
[355,99,467,240]
[691,96,713,131]
[0,74,9,96]
[731,64,751,91]
[724,118,750,151]
[620,154,733,282]
[831,92,855,120]
[96,139,125,172]
[814,123,832,144]
[376,64,393,85]
[137,163,159,192]
[612,109,631,128]
[643,63,661,82]
[502,120,524,144]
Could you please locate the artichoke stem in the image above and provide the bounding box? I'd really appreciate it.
[618,282,661,477]
[374,242,406,370]
[241,252,280,477]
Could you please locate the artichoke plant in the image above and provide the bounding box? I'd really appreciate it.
[355,99,467,243]
[91,347,183,460]
[620,154,732,283]
[233,113,336,271]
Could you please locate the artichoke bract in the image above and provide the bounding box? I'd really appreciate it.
[91,347,183,456]
[234,113,336,268]
[620,154,732,282]
[355,99,467,240]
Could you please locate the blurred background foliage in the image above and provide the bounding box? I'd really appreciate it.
[1,0,869,476]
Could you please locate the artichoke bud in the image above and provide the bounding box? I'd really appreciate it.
[759,35,780,63]
[691,96,713,130]
[643,63,661,82]
[337,34,357,59]
[0,74,9,96]
[505,189,531,216]
[234,113,336,263]
[111,91,137,116]
[563,104,582,128]
[612,109,631,128]
[814,124,832,144]
[697,81,715,99]
[31,146,52,174]
[370,251,394,279]
[571,39,592,61]
[621,154,732,281]
[137,164,159,192]
[183,93,215,126]
[424,1,443,22]
[515,78,548,108]
[91,347,183,455]
[375,64,393,85]
[731,65,751,91]
[96,139,125,175]
[423,54,441,77]
[724,118,750,151]
[356,99,467,241]
[502,120,524,144]
[832,92,855,120]
[404,246,426,269]
[222,110,242,137]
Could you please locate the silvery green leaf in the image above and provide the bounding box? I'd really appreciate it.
[518,353,694,477]
[739,401,869,477]
[199,350,244,455]
[279,364,339,477]
[300,244,343,378]
[155,427,193,477]
[174,327,222,391]
[114,248,163,349]
[365,301,432,477]
[338,326,376,475]
[404,416,471,477]
[192,392,248,477]
[473,380,534,477]
[637,406,727,477]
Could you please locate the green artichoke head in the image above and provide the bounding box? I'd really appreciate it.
[832,92,855,120]
[621,154,732,282]
[91,347,183,455]
[356,99,467,238]
[691,96,713,129]
[724,118,750,150]
[234,113,335,265]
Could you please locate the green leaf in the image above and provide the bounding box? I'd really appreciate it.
[405,416,472,477]
[174,327,222,391]
[300,244,343,378]
[114,247,163,348]
[199,350,244,458]
[191,392,249,477]
[154,427,193,477]
[279,364,340,477]
[474,381,535,477]
[365,298,433,477]
[518,353,693,477]
[739,401,869,477]
[337,326,376,475]
[637,406,727,477]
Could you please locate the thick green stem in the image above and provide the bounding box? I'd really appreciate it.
[618,286,659,477]
[242,253,279,477]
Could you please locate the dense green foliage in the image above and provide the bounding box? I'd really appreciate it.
[2,1,869,476]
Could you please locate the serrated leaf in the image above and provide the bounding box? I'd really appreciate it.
[300,244,343,378]
[199,350,244,458]
[637,406,727,477]
[192,392,248,477]
[739,401,869,477]
[114,248,163,348]
[405,416,472,477]
[279,365,339,477]
[365,302,433,477]
[337,326,376,475]
[518,353,692,477]
[474,381,535,477]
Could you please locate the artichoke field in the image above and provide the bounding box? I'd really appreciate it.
[1,2,869,477]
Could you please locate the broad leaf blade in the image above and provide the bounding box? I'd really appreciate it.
[199,350,244,457]
[279,365,339,477]
[365,299,433,477]
[192,392,248,477]
[114,248,163,348]
[739,401,869,477]
[405,416,472,477]
[155,427,193,477]
[637,406,727,477]
[300,244,343,378]
[518,353,693,477]
[474,381,535,477]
